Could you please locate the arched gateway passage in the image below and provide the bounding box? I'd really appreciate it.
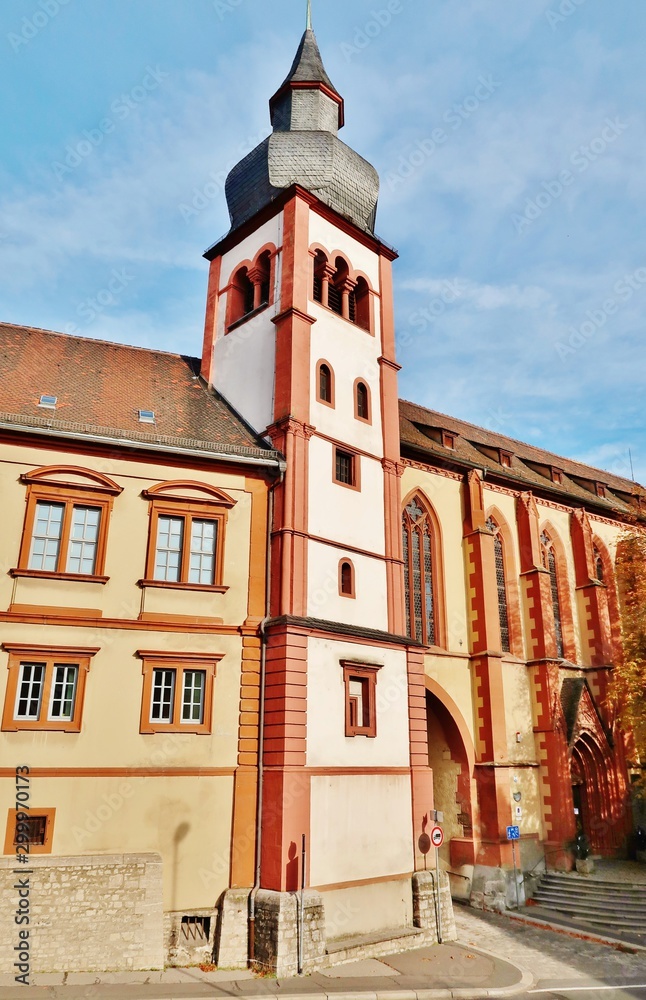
[425,681,476,869]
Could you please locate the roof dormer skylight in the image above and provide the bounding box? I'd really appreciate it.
[38,394,57,408]
[138,409,155,423]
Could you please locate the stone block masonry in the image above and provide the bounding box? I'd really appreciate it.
[0,853,163,974]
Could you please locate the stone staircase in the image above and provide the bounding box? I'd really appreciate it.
[528,871,646,944]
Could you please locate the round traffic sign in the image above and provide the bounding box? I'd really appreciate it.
[431,825,444,848]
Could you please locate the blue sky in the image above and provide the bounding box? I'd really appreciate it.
[2,0,645,483]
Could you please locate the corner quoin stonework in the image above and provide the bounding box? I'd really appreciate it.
[0,853,164,974]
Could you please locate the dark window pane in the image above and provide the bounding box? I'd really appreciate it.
[335,451,353,485]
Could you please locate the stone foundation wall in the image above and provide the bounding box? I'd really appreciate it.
[252,889,325,977]
[0,853,163,974]
[412,870,457,941]
[470,864,526,912]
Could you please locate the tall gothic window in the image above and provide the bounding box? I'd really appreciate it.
[593,545,604,582]
[486,517,510,653]
[541,531,564,657]
[402,496,436,646]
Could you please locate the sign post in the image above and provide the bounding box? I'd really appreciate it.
[506,825,521,910]
[431,825,444,943]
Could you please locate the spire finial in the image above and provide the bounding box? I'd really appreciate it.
[306,0,312,30]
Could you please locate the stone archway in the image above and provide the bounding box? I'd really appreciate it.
[425,684,476,870]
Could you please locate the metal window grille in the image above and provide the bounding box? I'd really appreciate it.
[28,501,64,571]
[181,671,205,724]
[151,669,175,722]
[14,815,46,846]
[181,915,210,942]
[49,664,78,720]
[67,505,100,574]
[15,663,45,719]
[313,273,323,302]
[243,277,255,315]
[348,291,356,323]
[154,516,184,582]
[188,519,217,585]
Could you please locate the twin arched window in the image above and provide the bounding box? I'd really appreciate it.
[227,250,272,328]
[312,251,371,332]
[486,517,511,654]
[541,531,564,657]
[402,496,436,646]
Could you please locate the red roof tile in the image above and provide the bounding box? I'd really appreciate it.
[0,322,279,463]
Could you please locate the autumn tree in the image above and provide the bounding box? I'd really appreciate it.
[613,529,646,780]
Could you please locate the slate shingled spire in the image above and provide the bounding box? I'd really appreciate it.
[224,24,380,235]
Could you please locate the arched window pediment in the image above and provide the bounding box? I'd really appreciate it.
[143,481,236,509]
[20,465,123,496]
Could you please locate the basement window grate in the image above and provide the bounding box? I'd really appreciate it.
[181,915,210,942]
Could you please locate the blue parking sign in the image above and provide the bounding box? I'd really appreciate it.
[506,825,520,840]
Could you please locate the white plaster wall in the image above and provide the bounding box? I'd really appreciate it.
[306,636,409,768]
[308,213,380,290]
[308,436,385,554]
[309,774,413,886]
[213,214,283,434]
[307,540,388,628]
[424,655,476,747]
[309,302,383,456]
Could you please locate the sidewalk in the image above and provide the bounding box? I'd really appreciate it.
[0,938,531,1000]
[5,902,646,1000]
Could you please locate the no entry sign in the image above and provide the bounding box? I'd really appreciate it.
[431,825,444,848]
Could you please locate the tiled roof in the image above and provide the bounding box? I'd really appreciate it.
[399,399,646,515]
[0,322,281,464]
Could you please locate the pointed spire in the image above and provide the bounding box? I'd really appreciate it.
[269,23,344,131]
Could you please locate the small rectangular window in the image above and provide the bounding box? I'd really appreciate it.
[334,448,358,488]
[151,669,175,722]
[38,395,57,408]
[154,516,184,582]
[28,502,64,571]
[66,505,100,574]
[48,664,78,721]
[181,670,206,724]
[189,520,217,586]
[342,662,380,738]
[15,663,45,720]
[4,807,56,855]
[138,653,220,735]
[138,409,155,423]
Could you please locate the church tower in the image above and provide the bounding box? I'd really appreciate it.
[201,15,440,972]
